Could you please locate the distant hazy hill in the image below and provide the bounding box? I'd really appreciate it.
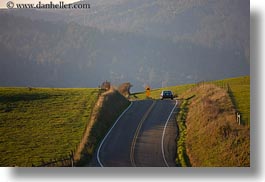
[6,0,249,61]
[0,0,249,91]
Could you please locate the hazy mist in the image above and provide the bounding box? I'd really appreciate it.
[0,0,249,92]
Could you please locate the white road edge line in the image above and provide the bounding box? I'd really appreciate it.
[97,102,133,167]
[161,100,178,167]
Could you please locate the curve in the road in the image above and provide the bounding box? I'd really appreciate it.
[133,100,177,167]
[97,102,133,167]
[95,99,178,167]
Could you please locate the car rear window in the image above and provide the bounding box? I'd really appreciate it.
[164,91,172,94]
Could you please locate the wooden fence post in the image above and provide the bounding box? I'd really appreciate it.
[70,150,74,167]
[237,112,241,125]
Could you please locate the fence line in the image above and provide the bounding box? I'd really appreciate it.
[33,151,74,167]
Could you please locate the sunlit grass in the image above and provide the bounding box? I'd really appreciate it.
[0,87,98,166]
[179,83,250,166]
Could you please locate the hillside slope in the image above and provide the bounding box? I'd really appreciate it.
[180,84,250,166]
[0,87,98,166]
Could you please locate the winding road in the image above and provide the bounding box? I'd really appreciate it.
[91,99,178,167]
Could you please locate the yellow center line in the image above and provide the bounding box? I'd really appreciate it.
[130,100,156,167]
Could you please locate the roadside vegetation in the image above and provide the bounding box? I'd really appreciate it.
[175,99,191,167]
[0,87,98,166]
[179,78,250,166]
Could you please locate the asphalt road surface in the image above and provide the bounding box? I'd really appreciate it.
[91,99,178,167]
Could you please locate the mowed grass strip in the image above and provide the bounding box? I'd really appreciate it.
[0,87,98,166]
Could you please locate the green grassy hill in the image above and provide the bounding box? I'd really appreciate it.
[0,87,98,166]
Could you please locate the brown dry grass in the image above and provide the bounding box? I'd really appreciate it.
[118,82,132,98]
[181,84,250,167]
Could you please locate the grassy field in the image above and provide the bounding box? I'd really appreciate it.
[0,87,98,166]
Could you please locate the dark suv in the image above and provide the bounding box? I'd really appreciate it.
[160,90,173,100]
